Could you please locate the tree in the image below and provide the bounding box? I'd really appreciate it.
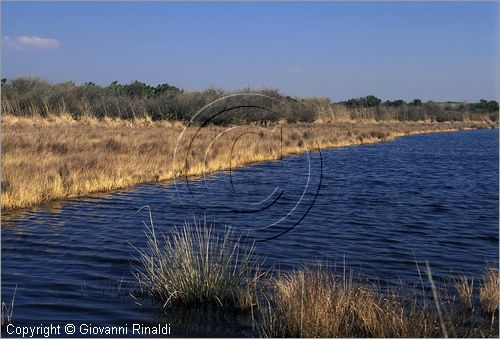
[468,99,499,112]
[345,98,362,107]
[154,83,182,95]
[109,81,124,95]
[410,99,422,106]
[487,100,499,112]
[123,80,154,98]
[365,95,381,107]
[385,99,406,107]
[84,81,98,87]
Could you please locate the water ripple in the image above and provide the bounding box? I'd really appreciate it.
[1,129,498,333]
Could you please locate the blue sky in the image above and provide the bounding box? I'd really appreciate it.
[1,2,498,101]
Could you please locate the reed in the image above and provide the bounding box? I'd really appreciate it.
[130,214,498,338]
[259,266,499,338]
[455,274,475,310]
[479,268,499,315]
[2,114,495,211]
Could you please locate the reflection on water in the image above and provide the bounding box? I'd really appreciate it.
[1,129,498,336]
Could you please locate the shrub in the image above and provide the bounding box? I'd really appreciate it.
[1,77,497,123]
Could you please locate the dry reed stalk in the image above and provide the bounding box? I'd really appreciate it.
[2,114,496,210]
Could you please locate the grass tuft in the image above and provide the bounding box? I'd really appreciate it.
[455,274,475,310]
[479,268,499,315]
[133,217,263,311]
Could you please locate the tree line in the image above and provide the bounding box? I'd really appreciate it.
[1,78,498,125]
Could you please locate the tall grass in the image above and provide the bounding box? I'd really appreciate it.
[131,215,498,338]
[259,266,499,338]
[455,274,475,310]
[2,115,495,211]
[479,268,499,315]
[133,217,264,310]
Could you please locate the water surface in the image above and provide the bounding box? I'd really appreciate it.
[2,129,498,336]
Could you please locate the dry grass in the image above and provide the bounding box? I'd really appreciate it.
[260,266,499,338]
[455,274,475,310]
[260,267,440,337]
[130,215,498,338]
[133,216,263,310]
[1,114,496,210]
[479,268,499,315]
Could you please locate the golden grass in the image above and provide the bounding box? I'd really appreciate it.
[1,114,496,210]
[455,274,475,310]
[260,267,437,337]
[479,268,499,315]
[260,266,499,338]
[130,217,498,337]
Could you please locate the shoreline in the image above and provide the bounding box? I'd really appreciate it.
[1,116,497,212]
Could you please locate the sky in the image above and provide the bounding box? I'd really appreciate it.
[1,1,498,102]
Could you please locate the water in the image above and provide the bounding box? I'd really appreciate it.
[2,129,498,336]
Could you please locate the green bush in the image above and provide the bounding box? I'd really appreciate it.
[1,77,497,124]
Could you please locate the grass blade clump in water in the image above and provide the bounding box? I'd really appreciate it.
[259,266,430,338]
[1,286,16,329]
[454,274,475,311]
[479,268,499,315]
[260,265,499,338]
[134,218,263,310]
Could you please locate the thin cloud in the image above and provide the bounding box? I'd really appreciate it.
[3,35,60,50]
[289,66,304,74]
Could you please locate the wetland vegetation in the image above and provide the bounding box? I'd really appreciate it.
[1,78,498,211]
[134,222,499,338]
[1,79,498,337]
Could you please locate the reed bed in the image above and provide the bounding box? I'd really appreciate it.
[259,266,499,338]
[133,220,498,337]
[2,114,495,210]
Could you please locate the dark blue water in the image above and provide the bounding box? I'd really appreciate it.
[1,129,498,336]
